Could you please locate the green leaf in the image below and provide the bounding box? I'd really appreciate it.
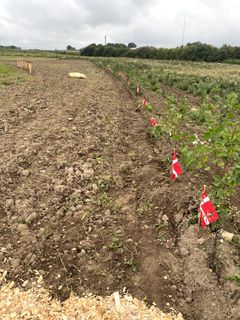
[146,103,153,112]
[187,135,197,143]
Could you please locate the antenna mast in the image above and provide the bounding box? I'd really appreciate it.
[181,11,187,46]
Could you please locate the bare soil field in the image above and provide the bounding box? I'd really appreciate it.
[0,58,239,319]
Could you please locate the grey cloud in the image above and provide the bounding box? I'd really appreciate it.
[0,0,240,49]
[77,0,158,26]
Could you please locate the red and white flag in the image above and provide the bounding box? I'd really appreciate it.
[143,99,153,111]
[171,149,182,179]
[143,99,147,107]
[199,187,219,228]
[150,117,157,126]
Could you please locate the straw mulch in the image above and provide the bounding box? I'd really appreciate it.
[0,271,184,320]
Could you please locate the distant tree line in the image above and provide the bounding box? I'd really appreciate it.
[0,45,21,50]
[80,42,240,62]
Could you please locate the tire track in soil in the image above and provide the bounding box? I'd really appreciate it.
[0,59,239,320]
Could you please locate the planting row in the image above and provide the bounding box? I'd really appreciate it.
[93,58,240,231]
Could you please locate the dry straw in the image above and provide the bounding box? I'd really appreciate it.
[0,271,184,320]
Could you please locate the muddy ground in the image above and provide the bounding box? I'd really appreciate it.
[0,58,239,319]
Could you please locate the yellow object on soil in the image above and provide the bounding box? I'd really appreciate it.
[68,72,87,79]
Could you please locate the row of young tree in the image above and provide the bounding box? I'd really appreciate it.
[80,42,240,62]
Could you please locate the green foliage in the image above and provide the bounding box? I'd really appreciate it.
[67,45,76,50]
[0,64,14,74]
[3,41,240,63]
[226,275,240,285]
[145,102,153,112]
[93,57,240,102]
[128,42,137,49]
[81,43,128,57]
[0,63,25,86]
[123,257,137,271]
[136,201,154,216]
[96,192,112,206]
[180,93,240,214]
[81,42,240,63]
[149,124,164,138]
[109,231,123,253]
[0,48,80,58]
[188,211,199,225]
[93,57,240,229]
[154,223,166,245]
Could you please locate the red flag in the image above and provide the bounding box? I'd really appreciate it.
[143,99,147,107]
[199,187,219,228]
[143,99,153,112]
[150,117,157,126]
[171,149,182,180]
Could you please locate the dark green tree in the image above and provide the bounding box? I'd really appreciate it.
[128,42,137,49]
[67,45,76,50]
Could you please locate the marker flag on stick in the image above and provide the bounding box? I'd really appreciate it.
[150,117,157,126]
[143,99,153,112]
[143,99,147,107]
[171,149,182,180]
[199,186,219,228]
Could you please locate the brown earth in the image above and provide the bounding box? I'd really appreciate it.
[0,58,239,319]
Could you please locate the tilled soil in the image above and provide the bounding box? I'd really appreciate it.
[0,58,239,320]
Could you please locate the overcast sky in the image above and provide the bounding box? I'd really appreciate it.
[1,0,240,50]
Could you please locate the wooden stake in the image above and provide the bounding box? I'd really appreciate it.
[195,185,205,234]
[113,291,122,312]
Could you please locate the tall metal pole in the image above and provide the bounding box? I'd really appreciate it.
[104,35,107,45]
[181,11,187,46]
